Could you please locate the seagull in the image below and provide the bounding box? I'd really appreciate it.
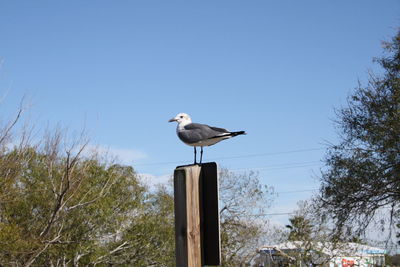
[168,113,246,164]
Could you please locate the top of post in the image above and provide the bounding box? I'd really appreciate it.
[175,162,217,170]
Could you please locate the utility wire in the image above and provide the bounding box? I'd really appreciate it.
[262,212,294,216]
[229,161,321,172]
[207,148,324,161]
[245,206,395,217]
[277,189,317,194]
[245,212,294,217]
[135,147,324,166]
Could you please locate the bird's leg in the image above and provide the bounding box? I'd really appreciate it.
[194,147,197,164]
[200,147,203,164]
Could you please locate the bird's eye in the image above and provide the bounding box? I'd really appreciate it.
[180,116,183,118]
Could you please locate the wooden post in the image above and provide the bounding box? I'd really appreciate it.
[174,163,221,267]
[174,165,202,267]
[200,162,221,266]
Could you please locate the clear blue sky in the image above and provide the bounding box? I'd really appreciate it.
[1,1,399,226]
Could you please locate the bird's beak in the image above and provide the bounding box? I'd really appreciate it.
[168,118,177,122]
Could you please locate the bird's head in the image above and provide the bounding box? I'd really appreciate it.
[168,113,192,124]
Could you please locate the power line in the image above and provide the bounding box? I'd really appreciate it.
[137,161,322,177]
[263,212,294,216]
[134,147,324,167]
[246,212,294,217]
[229,161,321,172]
[207,148,324,161]
[277,189,317,194]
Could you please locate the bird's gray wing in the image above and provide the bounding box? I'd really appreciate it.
[209,126,229,133]
[179,123,226,144]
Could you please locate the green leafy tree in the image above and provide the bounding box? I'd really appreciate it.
[279,202,350,267]
[106,185,175,266]
[286,215,312,241]
[218,169,274,266]
[319,30,400,241]
[0,137,147,266]
[0,118,168,266]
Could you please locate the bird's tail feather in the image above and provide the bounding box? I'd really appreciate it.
[208,131,246,139]
[230,131,246,137]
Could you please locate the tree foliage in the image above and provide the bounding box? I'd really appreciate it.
[0,143,145,266]
[286,215,313,241]
[0,117,175,266]
[278,201,352,266]
[108,185,175,266]
[219,169,274,266]
[319,30,400,240]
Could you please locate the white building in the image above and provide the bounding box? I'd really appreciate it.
[256,241,386,267]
